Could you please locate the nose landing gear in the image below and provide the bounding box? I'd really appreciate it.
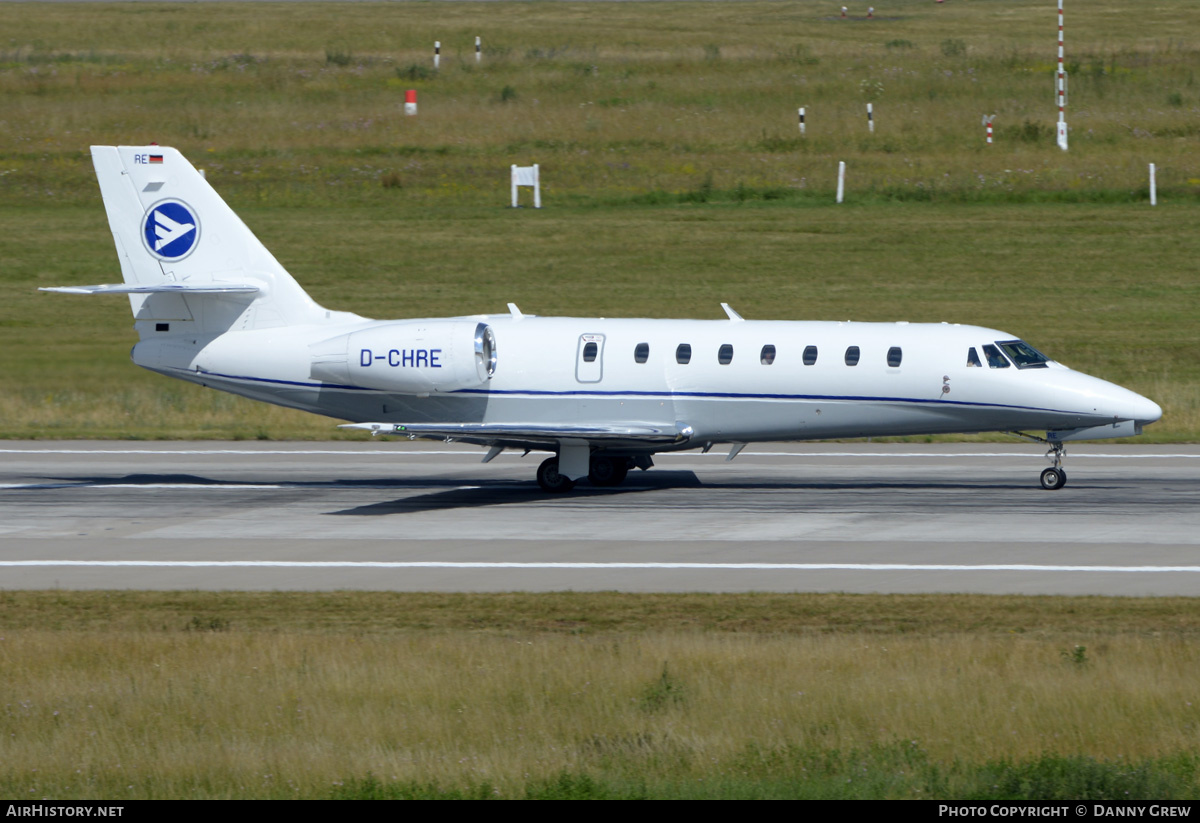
[1009,432,1069,490]
[1039,442,1067,490]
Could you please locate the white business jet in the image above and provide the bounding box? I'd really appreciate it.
[44,146,1162,492]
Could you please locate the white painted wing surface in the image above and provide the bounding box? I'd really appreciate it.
[39,283,261,295]
[341,421,691,447]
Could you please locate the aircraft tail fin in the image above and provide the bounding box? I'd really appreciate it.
[72,146,329,334]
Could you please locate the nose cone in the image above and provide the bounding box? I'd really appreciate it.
[1126,391,1163,426]
[1051,370,1162,427]
[1093,378,1161,425]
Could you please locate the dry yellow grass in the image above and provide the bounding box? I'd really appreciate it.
[2,629,1197,797]
[3,592,1198,797]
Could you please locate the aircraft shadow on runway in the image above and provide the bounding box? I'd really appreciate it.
[324,476,1057,516]
[329,470,705,515]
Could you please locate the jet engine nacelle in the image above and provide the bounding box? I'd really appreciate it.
[310,320,496,394]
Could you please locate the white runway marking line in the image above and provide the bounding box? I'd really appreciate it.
[0,483,291,490]
[0,449,463,456]
[3,561,1200,574]
[0,482,484,491]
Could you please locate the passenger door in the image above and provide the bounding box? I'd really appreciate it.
[575,333,605,383]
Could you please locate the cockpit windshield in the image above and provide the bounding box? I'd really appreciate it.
[982,344,1010,369]
[996,340,1051,369]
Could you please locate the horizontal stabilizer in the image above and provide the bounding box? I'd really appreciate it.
[341,421,690,447]
[40,283,261,295]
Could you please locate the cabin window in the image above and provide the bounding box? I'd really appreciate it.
[634,343,649,364]
[845,346,861,366]
[760,345,776,365]
[803,345,818,366]
[676,344,692,365]
[887,347,902,367]
[582,342,598,362]
[997,340,1051,369]
[967,347,982,367]
[982,344,1010,369]
[718,344,734,365]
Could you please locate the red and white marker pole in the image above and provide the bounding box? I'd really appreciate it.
[798,107,806,135]
[983,114,995,144]
[434,41,441,71]
[405,89,417,116]
[1056,1,1068,150]
[867,102,874,133]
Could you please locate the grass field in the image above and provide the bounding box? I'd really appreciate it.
[1,0,1198,439]
[2,591,1200,800]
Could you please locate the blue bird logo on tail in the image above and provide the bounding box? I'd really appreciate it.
[141,200,200,260]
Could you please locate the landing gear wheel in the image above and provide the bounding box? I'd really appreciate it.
[537,457,576,493]
[1040,441,1067,490]
[1040,467,1067,490]
[588,456,629,487]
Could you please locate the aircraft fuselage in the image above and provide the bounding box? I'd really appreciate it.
[133,314,1159,452]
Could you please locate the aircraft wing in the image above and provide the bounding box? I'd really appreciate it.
[40,283,261,295]
[340,421,692,449]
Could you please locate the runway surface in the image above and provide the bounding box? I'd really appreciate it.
[1,441,1198,595]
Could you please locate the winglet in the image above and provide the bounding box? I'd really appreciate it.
[721,303,744,321]
[507,302,525,319]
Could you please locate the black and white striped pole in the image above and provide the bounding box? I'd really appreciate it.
[434,41,441,71]
[1056,0,1068,150]
[475,36,482,64]
[798,107,806,135]
[867,103,874,134]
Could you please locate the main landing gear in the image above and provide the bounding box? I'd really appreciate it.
[587,456,629,487]
[536,457,575,493]
[536,455,635,493]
